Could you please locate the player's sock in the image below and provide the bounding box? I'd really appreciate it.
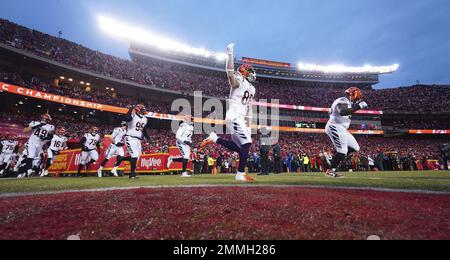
[182,159,188,173]
[330,153,347,170]
[238,143,251,173]
[77,164,83,175]
[130,158,137,178]
[116,156,131,167]
[24,158,33,177]
[217,138,241,153]
[101,159,109,167]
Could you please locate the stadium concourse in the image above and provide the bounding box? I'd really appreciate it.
[0,18,449,178]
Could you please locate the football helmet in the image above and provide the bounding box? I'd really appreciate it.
[345,87,364,102]
[40,114,52,124]
[238,64,256,83]
[135,104,147,116]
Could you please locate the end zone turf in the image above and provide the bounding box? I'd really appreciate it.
[0,186,449,240]
[0,171,449,240]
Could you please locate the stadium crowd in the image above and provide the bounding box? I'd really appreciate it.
[0,110,447,175]
[2,19,450,113]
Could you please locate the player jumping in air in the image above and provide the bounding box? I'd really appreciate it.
[325,87,368,178]
[167,114,194,178]
[0,135,19,176]
[41,127,68,177]
[77,127,101,177]
[200,44,256,182]
[111,105,149,179]
[18,114,55,179]
[97,121,127,178]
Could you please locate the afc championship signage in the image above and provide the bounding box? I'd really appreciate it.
[1,82,128,114]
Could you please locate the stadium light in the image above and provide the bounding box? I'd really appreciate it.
[297,63,399,74]
[97,15,227,61]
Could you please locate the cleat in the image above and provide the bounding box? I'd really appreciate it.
[0,170,4,175]
[235,173,255,182]
[326,169,342,178]
[111,167,119,177]
[181,172,192,178]
[199,132,218,151]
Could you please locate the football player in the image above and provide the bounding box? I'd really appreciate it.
[97,121,127,178]
[200,44,256,182]
[41,127,68,177]
[325,87,368,178]
[0,135,19,176]
[112,105,149,179]
[18,114,55,179]
[77,127,101,177]
[167,115,194,178]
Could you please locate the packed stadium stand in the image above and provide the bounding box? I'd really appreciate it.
[0,18,449,174]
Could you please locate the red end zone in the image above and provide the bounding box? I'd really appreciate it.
[0,187,449,240]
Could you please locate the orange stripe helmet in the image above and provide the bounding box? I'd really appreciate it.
[134,104,147,115]
[40,114,52,123]
[345,87,364,102]
[238,64,256,83]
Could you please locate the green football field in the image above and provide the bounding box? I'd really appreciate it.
[0,171,449,194]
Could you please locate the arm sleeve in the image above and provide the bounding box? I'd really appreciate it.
[124,108,134,122]
[337,103,360,116]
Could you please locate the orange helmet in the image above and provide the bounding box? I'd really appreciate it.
[41,114,52,123]
[345,87,364,102]
[56,127,66,136]
[238,64,256,83]
[134,104,147,115]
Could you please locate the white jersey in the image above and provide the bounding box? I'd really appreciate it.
[82,133,101,151]
[176,122,194,143]
[228,73,256,119]
[329,97,353,129]
[27,121,55,145]
[111,127,126,145]
[126,113,148,139]
[1,140,18,154]
[49,135,67,152]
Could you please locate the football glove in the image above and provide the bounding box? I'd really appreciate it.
[358,101,369,110]
[227,43,235,55]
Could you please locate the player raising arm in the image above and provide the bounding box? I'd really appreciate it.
[325,87,368,178]
[200,44,256,182]
[112,105,150,179]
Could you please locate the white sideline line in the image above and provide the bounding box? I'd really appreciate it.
[0,184,450,198]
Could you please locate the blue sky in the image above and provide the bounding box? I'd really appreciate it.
[1,0,449,89]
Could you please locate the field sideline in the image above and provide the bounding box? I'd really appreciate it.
[0,171,449,195]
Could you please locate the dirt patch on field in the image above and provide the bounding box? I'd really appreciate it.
[0,187,449,240]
